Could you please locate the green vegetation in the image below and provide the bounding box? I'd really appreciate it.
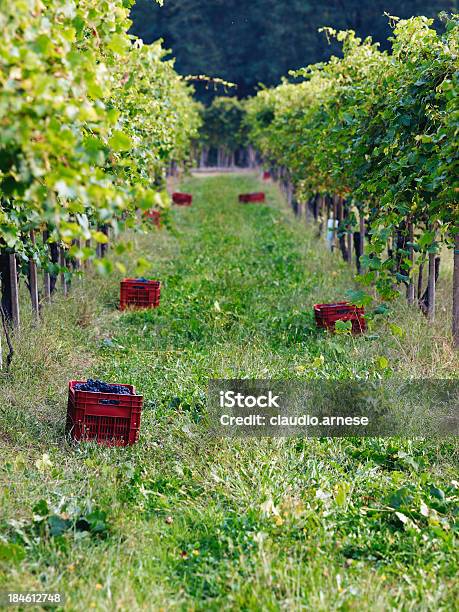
[1,2,457,608]
[131,0,453,99]
[0,0,200,305]
[1,175,457,610]
[198,98,248,166]
[245,15,459,342]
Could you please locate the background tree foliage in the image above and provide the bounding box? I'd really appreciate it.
[131,0,456,99]
[198,98,248,165]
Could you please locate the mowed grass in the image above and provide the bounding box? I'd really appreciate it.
[0,174,458,611]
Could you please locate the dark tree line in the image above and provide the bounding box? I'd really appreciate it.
[131,0,455,100]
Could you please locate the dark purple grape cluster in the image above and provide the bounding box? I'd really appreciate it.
[75,379,132,395]
[134,277,149,282]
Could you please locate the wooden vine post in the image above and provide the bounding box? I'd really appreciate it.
[359,212,365,254]
[346,216,352,266]
[305,196,312,223]
[95,225,110,259]
[337,198,350,262]
[43,231,51,303]
[9,253,20,329]
[29,231,40,319]
[318,195,325,237]
[357,208,365,274]
[84,239,91,270]
[407,222,415,306]
[453,233,459,348]
[43,273,51,302]
[287,179,293,210]
[427,249,436,321]
[332,196,338,252]
[298,200,304,219]
[59,247,68,297]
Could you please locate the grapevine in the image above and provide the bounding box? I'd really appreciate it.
[245,15,459,344]
[0,0,201,328]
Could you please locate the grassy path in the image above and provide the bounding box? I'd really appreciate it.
[1,175,457,610]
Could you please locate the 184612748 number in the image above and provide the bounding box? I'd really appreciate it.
[1,592,64,607]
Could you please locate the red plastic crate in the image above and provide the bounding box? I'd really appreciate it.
[239,192,266,203]
[66,381,143,446]
[120,279,161,311]
[314,302,366,334]
[172,192,192,206]
[144,209,161,227]
[263,171,271,180]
